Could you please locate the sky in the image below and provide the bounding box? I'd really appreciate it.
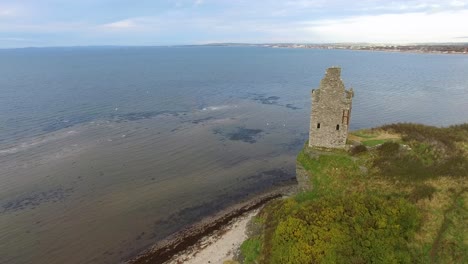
[1,0,468,48]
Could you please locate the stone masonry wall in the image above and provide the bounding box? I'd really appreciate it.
[309,67,353,149]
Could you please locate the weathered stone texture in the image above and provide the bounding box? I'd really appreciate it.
[309,67,354,149]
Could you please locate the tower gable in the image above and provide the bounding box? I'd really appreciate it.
[309,67,354,149]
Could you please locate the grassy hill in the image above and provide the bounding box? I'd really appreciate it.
[238,123,468,264]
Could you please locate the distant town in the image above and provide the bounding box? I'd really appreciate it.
[203,43,468,54]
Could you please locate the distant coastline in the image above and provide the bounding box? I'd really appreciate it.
[3,43,467,55]
[201,42,468,55]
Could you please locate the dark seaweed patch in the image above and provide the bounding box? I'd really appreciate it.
[213,127,264,143]
[111,111,183,122]
[135,232,146,241]
[212,128,223,135]
[1,187,74,213]
[190,117,215,124]
[228,127,263,143]
[42,115,94,132]
[149,200,228,242]
[248,93,301,110]
[285,104,301,110]
[251,94,280,105]
[243,168,296,186]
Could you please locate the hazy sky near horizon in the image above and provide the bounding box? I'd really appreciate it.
[1,0,468,48]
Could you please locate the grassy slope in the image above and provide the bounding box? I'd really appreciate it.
[239,123,467,264]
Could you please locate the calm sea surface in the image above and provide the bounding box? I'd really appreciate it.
[1,47,467,263]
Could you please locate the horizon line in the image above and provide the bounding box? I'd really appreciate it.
[1,42,468,50]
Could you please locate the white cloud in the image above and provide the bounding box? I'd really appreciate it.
[194,0,204,6]
[266,0,468,13]
[100,19,138,30]
[0,7,17,17]
[301,10,468,43]
[0,37,30,41]
[95,17,164,33]
[0,21,89,33]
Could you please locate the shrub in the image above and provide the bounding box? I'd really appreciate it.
[373,152,433,181]
[372,126,468,180]
[264,194,420,264]
[377,142,400,156]
[380,123,468,151]
[408,184,437,202]
[351,145,368,155]
[436,155,468,177]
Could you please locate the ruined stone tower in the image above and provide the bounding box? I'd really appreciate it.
[309,67,354,149]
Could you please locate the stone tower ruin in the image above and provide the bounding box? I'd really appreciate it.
[309,67,354,149]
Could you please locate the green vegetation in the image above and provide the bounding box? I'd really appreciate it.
[373,124,468,181]
[240,237,262,264]
[362,139,388,146]
[349,128,400,147]
[352,130,379,139]
[239,123,467,264]
[350,144,367,155]
[223,261,240,264]
[266,194,419,264]
[408,184,437,202]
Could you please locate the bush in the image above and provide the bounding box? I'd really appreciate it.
[436,156,468,177]
[372,125,468,180]
[373,152,433,181]
[380,123,468,151]
[264,194,420,264]
[351,145,368,155]
[377,142,400,156]
[409,184,437,202]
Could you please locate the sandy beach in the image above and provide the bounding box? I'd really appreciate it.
[167,209,259,264]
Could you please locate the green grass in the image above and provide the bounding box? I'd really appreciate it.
[362,139,388,146]
[240,237,262,264]
[352,130,378,139]
[296,148,361,197]
[349,129,401,147]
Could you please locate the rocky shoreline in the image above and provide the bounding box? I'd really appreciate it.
[127,185,296,264]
